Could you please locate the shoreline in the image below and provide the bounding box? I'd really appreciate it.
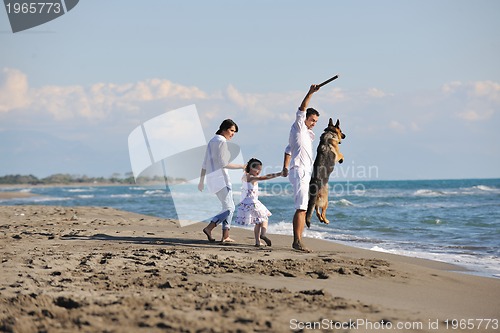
[1,205,499,332]
[1,186,497,278]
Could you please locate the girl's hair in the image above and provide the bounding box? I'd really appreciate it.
[245,158,262,173]
[216,119,239,135]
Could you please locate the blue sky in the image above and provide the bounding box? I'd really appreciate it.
[1,0,499,180]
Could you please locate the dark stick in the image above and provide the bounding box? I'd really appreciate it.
[317,74,339,88]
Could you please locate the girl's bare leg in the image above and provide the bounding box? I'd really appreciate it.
[260,220,272,246]
[253,223,261,246]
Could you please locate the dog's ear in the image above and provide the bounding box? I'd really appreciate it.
[335,119,340,127]
[328,118,334,127]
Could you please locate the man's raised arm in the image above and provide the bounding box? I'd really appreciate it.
[299,84,320,111]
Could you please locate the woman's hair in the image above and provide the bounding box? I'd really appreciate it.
[245,158,262,173]
[216,119,239,135]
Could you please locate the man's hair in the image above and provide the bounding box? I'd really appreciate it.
[216,119,239,135]
[306,108,320,118]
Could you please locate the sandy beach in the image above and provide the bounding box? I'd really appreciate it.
[1,204,499,333]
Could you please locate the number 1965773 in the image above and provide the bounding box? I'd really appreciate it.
[5,2,62,14]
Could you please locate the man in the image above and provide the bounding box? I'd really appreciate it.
[282,84,320,252]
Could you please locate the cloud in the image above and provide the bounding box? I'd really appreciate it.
[366,87,391,98]
[458,109,495,121]
[2,68,499,146]
[34,85,92,120]
[470,80,500,102]
[441,81,463,94]
[0,68,211,121]
[441,80,500,122]
[0,68,30,112]
[224,85,299,122]
[1,70,499,179]
[388,120,406,132]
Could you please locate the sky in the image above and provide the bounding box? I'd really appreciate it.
[1,0,499,181]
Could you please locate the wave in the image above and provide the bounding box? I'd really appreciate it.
[413,186,500,197]
[421,218,444,225]
[370,202,395,208]
[143,190,166,196]
[110,194,134,198]
[370,245,500,278]
[413,189,455,197]
[65,188,94,193]
[76,195,94,199]
[329,198,355,207]
[265,219,500,278]
[129,187,148,191]
[32,196,70,202]
[471,185,500,192]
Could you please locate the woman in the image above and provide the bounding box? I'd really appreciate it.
[198,119,244,243]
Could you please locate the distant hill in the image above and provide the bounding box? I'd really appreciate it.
[0,173,186,185]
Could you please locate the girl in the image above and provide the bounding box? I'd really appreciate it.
[235,158,283,247]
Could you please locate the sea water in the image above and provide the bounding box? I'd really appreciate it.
[2,178,499,278]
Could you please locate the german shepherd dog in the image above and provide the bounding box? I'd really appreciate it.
[306,118,346,228]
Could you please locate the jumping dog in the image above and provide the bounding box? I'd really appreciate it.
[306,118,346,227]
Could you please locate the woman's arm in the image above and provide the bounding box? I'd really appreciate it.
[198,168,206,191]
[224,163,245,170]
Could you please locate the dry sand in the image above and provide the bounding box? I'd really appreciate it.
[1,205,499,332]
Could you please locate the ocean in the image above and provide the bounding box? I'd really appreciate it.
[2,178,499,278]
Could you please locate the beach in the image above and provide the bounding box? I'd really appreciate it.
[1,205,499,332]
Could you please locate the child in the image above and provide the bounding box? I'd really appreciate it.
[234,158,283,247]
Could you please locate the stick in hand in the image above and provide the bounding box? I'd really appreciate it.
[317,74,339,88]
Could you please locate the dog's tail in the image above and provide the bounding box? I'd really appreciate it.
[306,179,319,228]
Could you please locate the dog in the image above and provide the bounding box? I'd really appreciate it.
[306,118,346,228]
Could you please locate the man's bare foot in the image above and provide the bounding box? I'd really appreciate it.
[292,241,312,253]
[203,228,215,242]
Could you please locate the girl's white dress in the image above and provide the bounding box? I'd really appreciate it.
[234,180,271,225]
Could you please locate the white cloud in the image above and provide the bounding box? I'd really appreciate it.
[34,85,93,120]
[0,68,30,112]
[470,81,500,103]
[226,84,253,108]
[224,85,294,122]
[366,87,390,98]
[0,69,211,120]
[441,81,463,94]
[410,122,421,131]
[320,87,349,102]
[389,120,406,132]
[441,80,500,122]
[458,109,494,122]
[1,70,498,180]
